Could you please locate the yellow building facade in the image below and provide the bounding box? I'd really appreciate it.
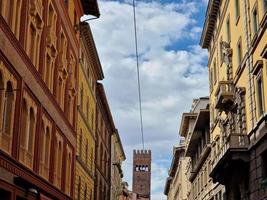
[75,22,104,200]
[201,0,267,199]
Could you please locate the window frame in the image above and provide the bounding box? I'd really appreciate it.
[226,16,231,43]
[235,0,240,23]
[237,37,243,67]
[256,72,265,117]
[252,4,259,35]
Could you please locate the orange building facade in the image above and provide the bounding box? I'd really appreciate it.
[0,0,99,199]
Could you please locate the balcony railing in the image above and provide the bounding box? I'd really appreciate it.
[212,133,249,170]
[215,80,235,110]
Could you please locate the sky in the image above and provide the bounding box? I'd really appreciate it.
[88,0,209,199]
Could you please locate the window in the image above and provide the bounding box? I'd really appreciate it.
[264,0,267,13]
[28,24,37,66]
[256,73,265,116]
[64,0,69,7]
[0,72,4,132]
[80,84,83,109]
[210,70,213,91]
[28,108,36,155]
[226,18,231,42]
[39,123,51,179]
[262,150,267,181]
[79,131,82,157]
[235,0,240,20]
[19,98,36,168]
[65,151,72,195]
[90,147,94,169]
[85,140,88,165]
[214,61,217,84]
[219,38,223,64]
[77,176,81,200]
[0,188,11,200]
[237,38,242,66]
[54,136,63,188]
[1,81,15,154]
[20,99,28,149]
[252,6,259,35]
[84,184,87,200]
[86,98,89,119]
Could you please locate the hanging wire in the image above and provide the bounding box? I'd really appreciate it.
[132,0,145,150]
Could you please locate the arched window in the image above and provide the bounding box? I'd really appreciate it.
[3,82,14,135]
[39,122,45,173]
[1,80,15,154]
[39,123,51,179]
[44,126,51,164]
[80,84,83,109]
[0,71,4,132]
[100,145,103,168]
[77,176,81,200]
[19,98,28,164]
[65,93,72,123]
[57,77,63,107]
[45,54,52,88]
[84,183,87,200]
[56,141,62,187]
[28,107,35,154]
[20,99,28,148]
[85,139,88,165]
[79,130,82,157]
[65,151,72,195]
[86,97,89,119]
[90,147,94,169]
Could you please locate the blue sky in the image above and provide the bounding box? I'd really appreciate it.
[88,0,209,199]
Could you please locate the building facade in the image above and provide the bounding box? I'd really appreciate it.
[75,21,104,200]
[110,129,126,200]
[164,141,190,200]
[95,82,115,200]
[181,98,225,200]
[0,0,98,199]
[132,150,151,200]
[201,0,267,199]
[165,98,225,200]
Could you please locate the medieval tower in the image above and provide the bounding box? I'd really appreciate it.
[133,150,152,199]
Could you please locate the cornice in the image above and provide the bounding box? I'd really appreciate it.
[200,0,220,49]
[80,22,104,81]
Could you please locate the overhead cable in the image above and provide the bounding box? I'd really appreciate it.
[132,0,145,150]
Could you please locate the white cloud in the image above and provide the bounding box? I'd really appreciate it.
[89,1,208,199]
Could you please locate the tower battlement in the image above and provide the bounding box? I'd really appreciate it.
[133,149,151,156]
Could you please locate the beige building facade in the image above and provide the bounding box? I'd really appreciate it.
[164,141,190,200]
[165,98,225,200]
[110,129,126,200]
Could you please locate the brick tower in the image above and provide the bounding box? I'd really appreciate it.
[133,150,152,199]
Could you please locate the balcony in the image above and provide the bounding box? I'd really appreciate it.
[215,81,235,110]
[189,144,211,182]
[210,133,249,184]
